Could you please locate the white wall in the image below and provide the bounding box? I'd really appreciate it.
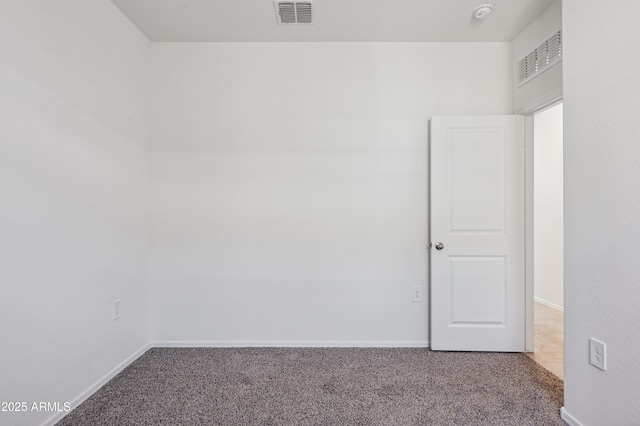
[534,103,563,310]
[512,0,562,113]
[0,2,150,425]
[563,1,640,424]
[148,42,512,345]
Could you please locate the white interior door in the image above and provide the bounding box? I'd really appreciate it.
[430,116,525,352]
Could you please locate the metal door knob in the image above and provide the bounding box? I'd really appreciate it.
[434,242,444,250]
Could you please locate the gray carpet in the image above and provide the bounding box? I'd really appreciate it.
[57,348,564,425]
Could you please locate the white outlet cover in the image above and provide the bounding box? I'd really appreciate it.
[589,338,606,371]
[412,286,423,302]
[113,299,121,321]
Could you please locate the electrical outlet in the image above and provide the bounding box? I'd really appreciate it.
[113,299,121,321]
[589,338,606,371]
[412,286,423,302]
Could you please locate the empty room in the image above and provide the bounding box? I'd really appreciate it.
[1,1,639,425]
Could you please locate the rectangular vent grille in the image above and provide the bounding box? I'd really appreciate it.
[518,30,562,86]
[275,1,314,24]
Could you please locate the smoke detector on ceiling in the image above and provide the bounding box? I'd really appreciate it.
[274,1,315,25]
[473,4,493,20]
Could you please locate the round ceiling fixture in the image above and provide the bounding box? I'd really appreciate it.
[473,4,493,20]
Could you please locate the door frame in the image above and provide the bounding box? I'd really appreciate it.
[523,96,563,352]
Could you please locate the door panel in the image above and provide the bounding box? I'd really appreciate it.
[450,256,506,324]
[450,131,506,232]
[430,116,525,352]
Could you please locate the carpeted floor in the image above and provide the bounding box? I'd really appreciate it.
[57,348,564,425]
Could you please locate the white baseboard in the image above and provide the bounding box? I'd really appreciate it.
[534,296,564,312]
[42,342,151,426]
[561,407,584,426]
[151,340,430,348]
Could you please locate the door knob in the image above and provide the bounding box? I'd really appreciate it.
[434,242,444,250]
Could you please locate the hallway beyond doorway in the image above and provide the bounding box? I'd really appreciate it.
[526,301,563,379]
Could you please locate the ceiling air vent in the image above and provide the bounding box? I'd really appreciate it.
[518,30,562,87]
[274,1,314,25]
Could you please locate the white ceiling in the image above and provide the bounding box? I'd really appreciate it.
[110,0,557,42]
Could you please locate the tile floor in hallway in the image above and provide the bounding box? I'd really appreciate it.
[525,301,564,379]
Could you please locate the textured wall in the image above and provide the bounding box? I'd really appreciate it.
[534,103,564,309]
[563,0,640,423]
[0,2,150,425]
[148,42,511,345]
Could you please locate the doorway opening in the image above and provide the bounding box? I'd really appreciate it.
[525,102,564,379]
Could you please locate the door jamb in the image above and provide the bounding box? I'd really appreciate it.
[523,97,563,352]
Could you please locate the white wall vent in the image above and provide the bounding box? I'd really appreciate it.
[274,1,314,25]
[518,30,562,87]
